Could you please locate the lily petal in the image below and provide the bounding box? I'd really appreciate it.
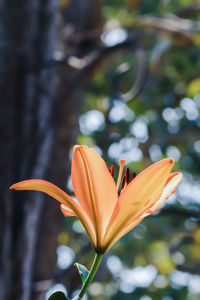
[60,204,77,217]
[142,172,183,216]
[105,217,142,252]
[105,172,182,252]
[72,145,118,248]
[10,179,96,247]
[104,158,174,251]
[11,180,76,207]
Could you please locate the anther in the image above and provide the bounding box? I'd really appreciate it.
[125,168,130,184]
[109,165,114,177]
[121,175,126,190]
[132,172,137,180]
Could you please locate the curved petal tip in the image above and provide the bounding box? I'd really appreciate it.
[10,183,22,190]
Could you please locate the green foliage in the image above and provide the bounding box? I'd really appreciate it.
[48,292,68,300]
[74,263,89,284]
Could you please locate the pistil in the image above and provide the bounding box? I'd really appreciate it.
[116,159,126,191]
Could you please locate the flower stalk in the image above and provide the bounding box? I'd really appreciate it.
[78,253,103,300]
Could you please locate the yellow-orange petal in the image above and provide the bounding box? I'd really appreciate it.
[72,145,118,248]
[104,217,142,253]
[103,158,174,249]
[10,179,76,207]
[10,179,96,247]
[60,204,77,217]
[141,172,183,216]
[104,172,182,252]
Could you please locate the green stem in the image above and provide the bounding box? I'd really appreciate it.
[78,253,103,300]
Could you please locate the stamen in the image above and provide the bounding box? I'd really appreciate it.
[125,168,130,184]
[109,165,114,177]
[116,159,126,191]
[132,172,137,180]
[121,175,126,190]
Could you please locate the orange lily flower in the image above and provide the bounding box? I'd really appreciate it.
[10,145,182,254]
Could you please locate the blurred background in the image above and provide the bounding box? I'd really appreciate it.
[0,0,200,299]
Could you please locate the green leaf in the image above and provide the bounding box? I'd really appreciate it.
[74,262,89,283]
[48,291,68,300]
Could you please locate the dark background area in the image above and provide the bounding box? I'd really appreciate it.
[0,0,200,299]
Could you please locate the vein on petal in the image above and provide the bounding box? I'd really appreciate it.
[78,147,100,244]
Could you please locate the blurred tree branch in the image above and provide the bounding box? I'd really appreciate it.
[151,206,200,222]
[154,206,200,220]
[175,3,200,18]
[135,15,200,44]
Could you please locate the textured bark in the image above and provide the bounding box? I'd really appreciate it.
[63,0,102,56]
[33,1,103,298]
[0,0,58,299]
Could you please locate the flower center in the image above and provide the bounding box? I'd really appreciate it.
[121,168,137,191]
[109,160,137,193]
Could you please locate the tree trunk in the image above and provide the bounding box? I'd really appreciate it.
[0,0,102,299]
[0,1,58,299]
